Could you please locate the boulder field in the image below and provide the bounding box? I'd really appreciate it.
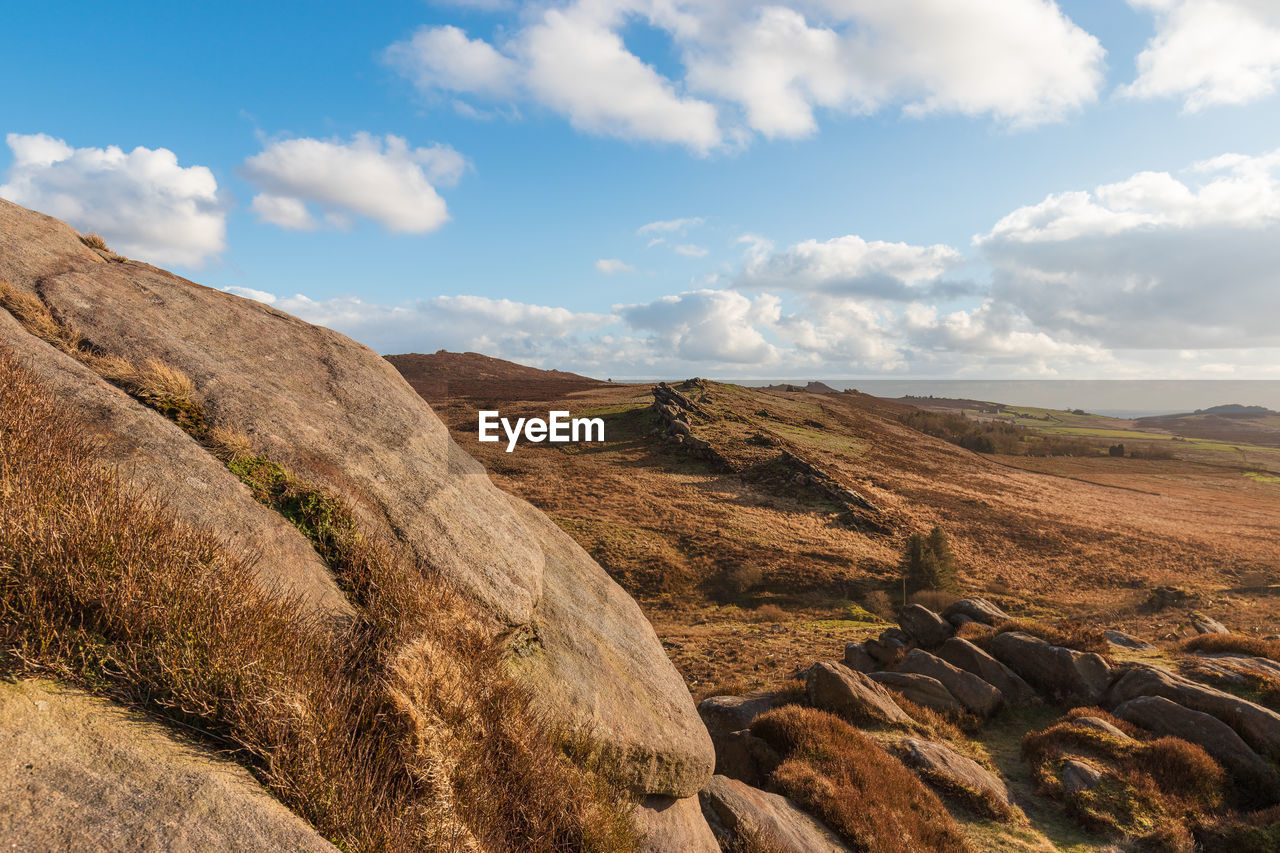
[0,199,713,846]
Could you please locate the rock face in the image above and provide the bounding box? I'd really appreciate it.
[898,649,1004,717]
[843,641,877,673]
[700,775,850,853]
[990,631,1113,705]
[0,680,337,853]
[1189,611,1229,634]
[805,662,913,726]
[898,604,954,648]
[1107,666,1280,761]
[1113,695,1277,790]
[893,738,1014,820]
[0,309,351,620]
[942,597,1009,626]
[699,692,789,738]
[709,730,782,788]
[868,672,963,714]
[0,198,714,800]
[1060,758,1105,795]
[936,638,1038,705]
[634,795,720,853]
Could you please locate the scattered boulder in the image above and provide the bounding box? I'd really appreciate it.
[700,775,850,853]
[990,631,1113,705]
[709,730,781,788]
[1107,665,1280,760]
[843,641,877,673]
[882,627,910,645]
[634,794,719,853]
[1103,630,1155,651]
[898,649,1004,717]
[868,672,963,715]
[865,636,906,666]
[1183,653,1280,690]
[667,419,693,438]
[0,680,338,853]
[892,738,1014,820]
[936,638,1037,705]
[1189,611,1229,634]
[1113,695,1278,793]
[699,692,789,738]
[942,597,1010,627]
[1067,716,1135,742]
[899,604,954,648]
[804,662,913,727]
[1060,758,1106,795]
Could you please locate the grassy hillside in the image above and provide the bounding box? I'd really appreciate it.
[405,375,1280,696]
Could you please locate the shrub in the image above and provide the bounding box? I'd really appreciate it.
[899,527,959,595]
[863,589,895,620]
[0,347,637,852]
[750,706,971,852]
[748,603,788,623]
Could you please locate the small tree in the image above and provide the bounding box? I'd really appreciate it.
[900,526,960,598]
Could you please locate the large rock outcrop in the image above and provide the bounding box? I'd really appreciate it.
[897,649,1004,717]
[935,638,1037,705]
[0,680,337,853]
[1107,665,1280,760]
[991,631,1113,705]
[700,775,850,853]
[0,198,714,803]
[805,662,913,727]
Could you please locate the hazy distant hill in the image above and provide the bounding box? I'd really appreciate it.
[386,350,603,401]
[1137,404,1280,447]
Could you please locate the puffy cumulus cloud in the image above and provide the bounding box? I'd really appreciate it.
[222,287,615,361]
[737,233,970,299]
[384,25,519,98]
[386,0,1104,151]
[616,289,781,364]
[0,133,225,267]
[771,295,905,369]
[595,258,635,274]
[1124,0,1280,111]
[242,133,466,232]
[977,147,1280,348]
[901,301,1110,374]
[684,0,1104,138]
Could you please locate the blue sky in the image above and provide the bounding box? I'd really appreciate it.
[3,0,1280,378]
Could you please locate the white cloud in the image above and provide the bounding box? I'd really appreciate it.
[0,132,225,266]
[387,0,1104,151]
[384,25,519,97]
[242,133,466,233]
[976,147,1280,348]
[1124,0,1280,110]
[737,233,966,298]
[673,243,708,257]
[637,216,704,235]
[616,289,780,364]
[224,287,615,360]
[596,258,635,274]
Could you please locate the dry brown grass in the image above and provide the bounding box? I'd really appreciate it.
[749,705,972,852]
[1183,633,1280,662]
[79,232,109,251]
[984,618,1112,656]
[1022,709,1227,850]
[405,374,1280,693]
[0,347,637,852]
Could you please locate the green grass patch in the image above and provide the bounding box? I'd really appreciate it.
[1246,471,1280,484]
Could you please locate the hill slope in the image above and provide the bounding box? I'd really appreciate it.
[404,375,1280,692]
[387,350,604,401]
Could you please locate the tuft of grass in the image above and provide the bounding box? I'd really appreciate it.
[79,232,110,251]
[1022,709,1227,850]
[1182,633,1280,662]
[0,347,637,852]
[750,705,972,852]
[976,618,1111,656]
